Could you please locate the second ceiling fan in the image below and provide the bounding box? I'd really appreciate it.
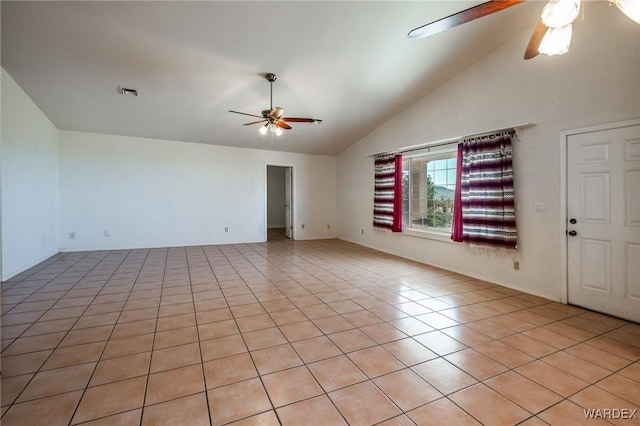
[230,73,322,136]
[407,0,640,60]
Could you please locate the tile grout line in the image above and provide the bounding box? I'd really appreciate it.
[216,244,286,425]
[136,247,168,426]
[189,245,215,426]
[66,248,150,426]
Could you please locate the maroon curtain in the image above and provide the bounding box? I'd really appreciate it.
[373,154,402,232]
[450,143,464,242]
[392,154,402,232]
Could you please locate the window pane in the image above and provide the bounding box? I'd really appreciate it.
[434,170,447,185]
[405,152,457,234]
[447,168,456,184]
[401,161,410,230]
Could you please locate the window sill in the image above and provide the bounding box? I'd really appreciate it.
[403,228,454,243]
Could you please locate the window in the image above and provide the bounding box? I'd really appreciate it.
[402,151,457,234]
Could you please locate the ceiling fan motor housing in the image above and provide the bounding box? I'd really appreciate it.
[270,107,284,119]
[261,108,283,119]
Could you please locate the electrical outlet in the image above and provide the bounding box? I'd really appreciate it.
[513,261,520,270]
[104,230,110,237]
[361,229,364,235]
[69,232,76,239]
[534,202,545,212]
[225,227,229,232]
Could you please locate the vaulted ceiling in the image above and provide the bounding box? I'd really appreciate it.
[1,1,542,155]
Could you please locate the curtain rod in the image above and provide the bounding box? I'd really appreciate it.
[366,122,535,157]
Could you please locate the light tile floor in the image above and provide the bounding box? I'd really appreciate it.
[1,239,639,425]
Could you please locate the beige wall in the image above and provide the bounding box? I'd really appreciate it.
[60,131,337,251]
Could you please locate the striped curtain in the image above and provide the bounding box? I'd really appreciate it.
[373,154,402,232]
[458,132,517,249]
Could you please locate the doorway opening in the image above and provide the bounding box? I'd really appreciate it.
[266,165,293,242]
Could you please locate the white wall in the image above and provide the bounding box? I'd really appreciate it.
[267,166,286,228]
[1,68,60,280]
[60,131,336,251]
[337,4,640,302]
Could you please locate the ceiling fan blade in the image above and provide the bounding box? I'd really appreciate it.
[408,0,524,39]
[229,110,264,119]
[243,120,267,126]
[275,121,292,130]
[281,117,322,123]
[524,19,547,60]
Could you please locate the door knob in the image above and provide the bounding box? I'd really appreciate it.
[568,230,577,236]
[569,218,577,224]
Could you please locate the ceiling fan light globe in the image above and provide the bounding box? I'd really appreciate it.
[541,0,581,28]
[275,127,283,136]
[614,0,640,23]
[259,125,268,135]
[539,24,572,56]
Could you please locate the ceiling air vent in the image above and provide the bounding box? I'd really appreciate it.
[118,86,139,97]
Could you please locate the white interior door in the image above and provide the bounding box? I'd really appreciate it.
[567,124,640,322]
[285,167,292,239]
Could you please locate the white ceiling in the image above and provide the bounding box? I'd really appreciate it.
[1,1,542,155]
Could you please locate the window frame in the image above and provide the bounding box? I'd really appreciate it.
[402,147,458,241]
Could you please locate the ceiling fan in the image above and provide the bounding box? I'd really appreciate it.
[229,73,322,136]
[408,0,640,60]
[523,0,639,59]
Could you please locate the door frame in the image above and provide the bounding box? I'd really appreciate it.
[559,118,640,304]
[264,163,295,242]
